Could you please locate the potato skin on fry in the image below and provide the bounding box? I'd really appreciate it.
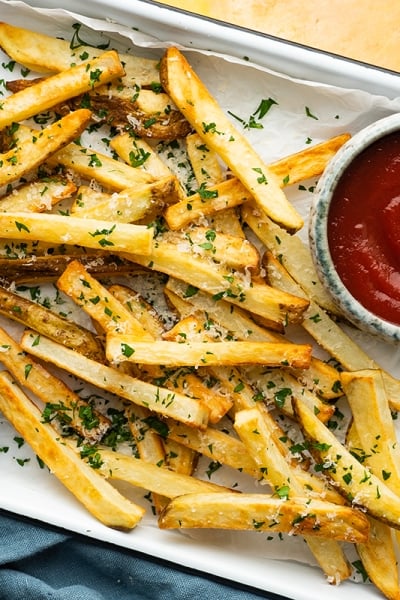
[158,492,370,543]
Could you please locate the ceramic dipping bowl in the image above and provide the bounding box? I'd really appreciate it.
[309,112,400,343]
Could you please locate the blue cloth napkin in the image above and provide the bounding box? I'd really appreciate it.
[0,510,290,600]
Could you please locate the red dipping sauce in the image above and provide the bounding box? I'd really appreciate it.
[328,131,400,326]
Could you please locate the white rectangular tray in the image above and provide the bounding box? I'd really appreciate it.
[22,0,400,98]
[1,3,400,600]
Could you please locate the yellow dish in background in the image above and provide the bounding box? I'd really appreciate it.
[156,0,400,72]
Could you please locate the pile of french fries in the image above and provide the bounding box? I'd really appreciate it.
[1,21,400,598]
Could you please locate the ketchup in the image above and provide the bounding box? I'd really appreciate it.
[328,131,400,326]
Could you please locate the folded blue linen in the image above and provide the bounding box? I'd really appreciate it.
[0,511,288,600]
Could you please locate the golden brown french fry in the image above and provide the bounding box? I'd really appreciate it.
[124,239,309,328]
[0,254,138,285]
[108,284,165,340]
[267,133,351,187]
[342,369,400,492]
[0,370,144,529]
[0,51,124,129]
[294,398,400,530]
[0,284,105,362]
[0,177,76,213]
[106,336,312,369]
[186,132,225,186]
[164,177,253,231]
[21,330,209,429]
[160,47,303,232]
[158,492,369,542]
[0,212,153,255]
[346,422,400,600]
[265,251,400,409]
[71,178,178,222]
[49,143,156,191]
[0,326,109,442]
[0,109,91,186]
[57,260,153,339]
[163,227,260,271]
[167,133,351,231]
[234,407,351,581]
[94,447,229,497]
[243,203,339,314]
[0,22,159,83]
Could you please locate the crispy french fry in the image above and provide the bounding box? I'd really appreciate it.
[0,110,91,186]
[0,370,144,529]
[164,177,253,230]
[234,407,351,581]
[160,47,303,232]
[0,326,109,442]
[243,203,339,314]
[265,251,400,409]
[0,22,159,83]
[0,284,105,362]
[49,143,156,190]
[71,178,178,222]
[186,132,225,186]
[294,398,400,530]
[21,330,209,429]
[0,212,153,255]
[124,239,309,328]
[163,227,260,271]
[94,447,229,497]
[0,254,138,285]
[0,51,124,129]
[57,260,153,338]
[346,422,400,600]
[106,336,312,369]
[0,177,76,213]
[158,492,369,542]
[342,369,400,492]
[167,133,351,231]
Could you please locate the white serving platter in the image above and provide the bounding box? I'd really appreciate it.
[1,2,400,600]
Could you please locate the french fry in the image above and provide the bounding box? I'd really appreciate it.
[94,447,229,497]
[164,177,253,231]
[234,407,351,581]
[0,254,139,285]
[293,398,400,530]
[0,284,105,362]
[0,177,76,213]
[167,133,351,231]
[0,22,159,83]
[160,47,303,232]
[0,326,109,442]
[49,143,156,190]
[0,370,144,529]
[0,212,153,255]
[124,239,309,328]
[158,492,369,543]
[106,336,312,369]
[342,369,400,492]
[186,132,225,186]
[0,51,124,129]
[71,178,178,222]
[0,109,91,186]
[243,203,339,315]
[163,227,260,271]
[347,422,400,600]
[21,330,209,429]
[265,251,400,409]
[57,259,153,339]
